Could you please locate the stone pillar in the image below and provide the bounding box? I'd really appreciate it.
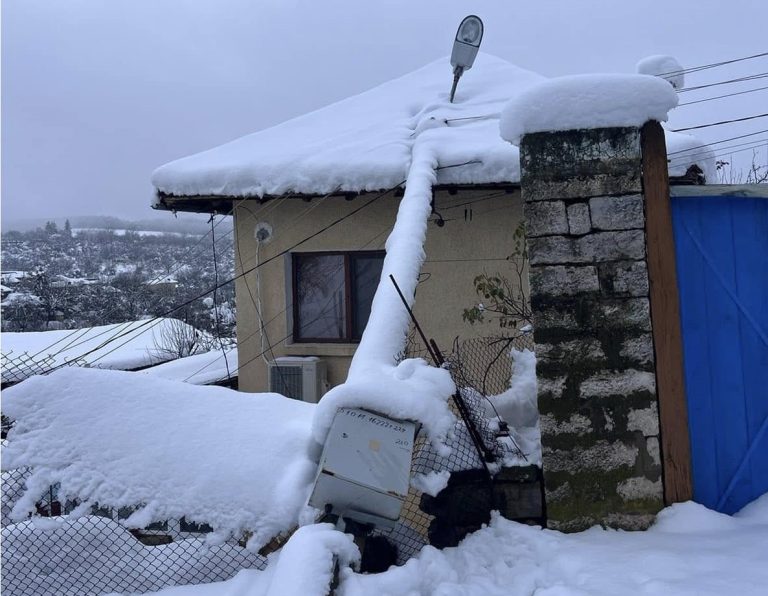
[520,126,663,531]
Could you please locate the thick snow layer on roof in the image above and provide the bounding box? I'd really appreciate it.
[152,54,544,198]
[500,73,679,145]
[146,495,768,596]
[2,368,317,547]
[141,347,237,385]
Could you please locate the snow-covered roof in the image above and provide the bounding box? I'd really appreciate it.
[152,53,714,203]
[141,348,237,385]
[1,318,203,384]
[152,54,545,200]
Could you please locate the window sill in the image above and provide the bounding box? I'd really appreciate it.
[282,342,358,358]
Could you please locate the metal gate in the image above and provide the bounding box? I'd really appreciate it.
[671,186,768,514]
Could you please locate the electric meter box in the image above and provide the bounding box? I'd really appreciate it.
[309,407,416,526]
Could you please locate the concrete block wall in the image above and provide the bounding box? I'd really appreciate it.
[520,127,663,531]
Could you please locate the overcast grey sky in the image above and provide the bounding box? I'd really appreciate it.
[3,0,767,223]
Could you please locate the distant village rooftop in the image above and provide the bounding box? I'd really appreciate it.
[151,54,715,213]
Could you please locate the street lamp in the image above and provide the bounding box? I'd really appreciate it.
[449,15,484,102]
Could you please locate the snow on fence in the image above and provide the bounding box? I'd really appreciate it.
[1,468,267,596]
[1,333,537,595]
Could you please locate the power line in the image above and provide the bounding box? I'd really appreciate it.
[678,72,768,93]
[671,112,768,132]
[27,213,236,361]
[65,183,406,370]
[209,215,232,382]
[659,51,768,77]
[667,128,768,155]
[669,137,768,165]
[678,84,768,106]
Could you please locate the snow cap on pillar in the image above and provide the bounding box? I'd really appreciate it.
[636,55,685,90]
[499,74,679,145]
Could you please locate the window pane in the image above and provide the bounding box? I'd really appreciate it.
[296,254,346,339]
[352,255,385,338]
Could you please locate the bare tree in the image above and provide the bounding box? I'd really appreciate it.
[151,319,216,361]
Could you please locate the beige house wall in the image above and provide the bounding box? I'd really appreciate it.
[233,187,525,394]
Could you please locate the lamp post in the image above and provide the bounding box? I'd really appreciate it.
[449,15,484,102]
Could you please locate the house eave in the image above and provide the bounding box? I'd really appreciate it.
[152,182,521,215]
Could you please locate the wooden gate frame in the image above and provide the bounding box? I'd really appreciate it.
[641,121,693,504]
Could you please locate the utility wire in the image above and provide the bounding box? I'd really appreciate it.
[26,213,236,361]
[669,137,768,164]
[678,84,768,106]
[678,72,768,93]
[667,128,768,155]
[210,215,232,381]
[64,182,406,370]
[658,51,768,77]
[671,112,768,132]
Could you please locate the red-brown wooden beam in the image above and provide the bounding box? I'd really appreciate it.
[641,120,693,504]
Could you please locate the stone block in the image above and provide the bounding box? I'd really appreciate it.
[567,203,591,235]
[580,370,656,399]
[647,437,661,466]
[528,231,645,265]
[540,413,592,436]
[524,201,568,237]
[616,477,663,501]
[601,513,658,531]
[536,338,606,364]
[627,403,660,437]
[533,306,580,332]
[520,128,643,200]
[538,376,567,399]
[543,440,639,473]
[620,334,655,365]
[595,298,652,330]
[530,265,600,296]
[598,261,649,296]
[589,194,645,230]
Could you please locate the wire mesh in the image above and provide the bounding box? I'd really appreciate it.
[377,332,536,563]
[1,352,59,387]
[0,466,267,596]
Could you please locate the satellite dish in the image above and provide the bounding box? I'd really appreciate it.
[450,15,484,102]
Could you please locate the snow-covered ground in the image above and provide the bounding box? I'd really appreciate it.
[142,496,768,596]
[1,318,205,384]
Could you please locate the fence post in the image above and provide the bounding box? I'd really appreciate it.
[519,124,667,531]
[640,121,693,505]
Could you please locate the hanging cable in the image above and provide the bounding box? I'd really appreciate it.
[658,51,768,77]
[667,128,768,155]
[61,183,407,371]
[671,112,768,132]
[678,72,768,93]
[678,84,768,106]
[210,215,232,382]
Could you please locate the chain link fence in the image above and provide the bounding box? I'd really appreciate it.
[1,333,536,594]
[1,352,61,388]
[1,468,267,596]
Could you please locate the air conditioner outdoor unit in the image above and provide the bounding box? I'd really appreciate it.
[268,356,328,403]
